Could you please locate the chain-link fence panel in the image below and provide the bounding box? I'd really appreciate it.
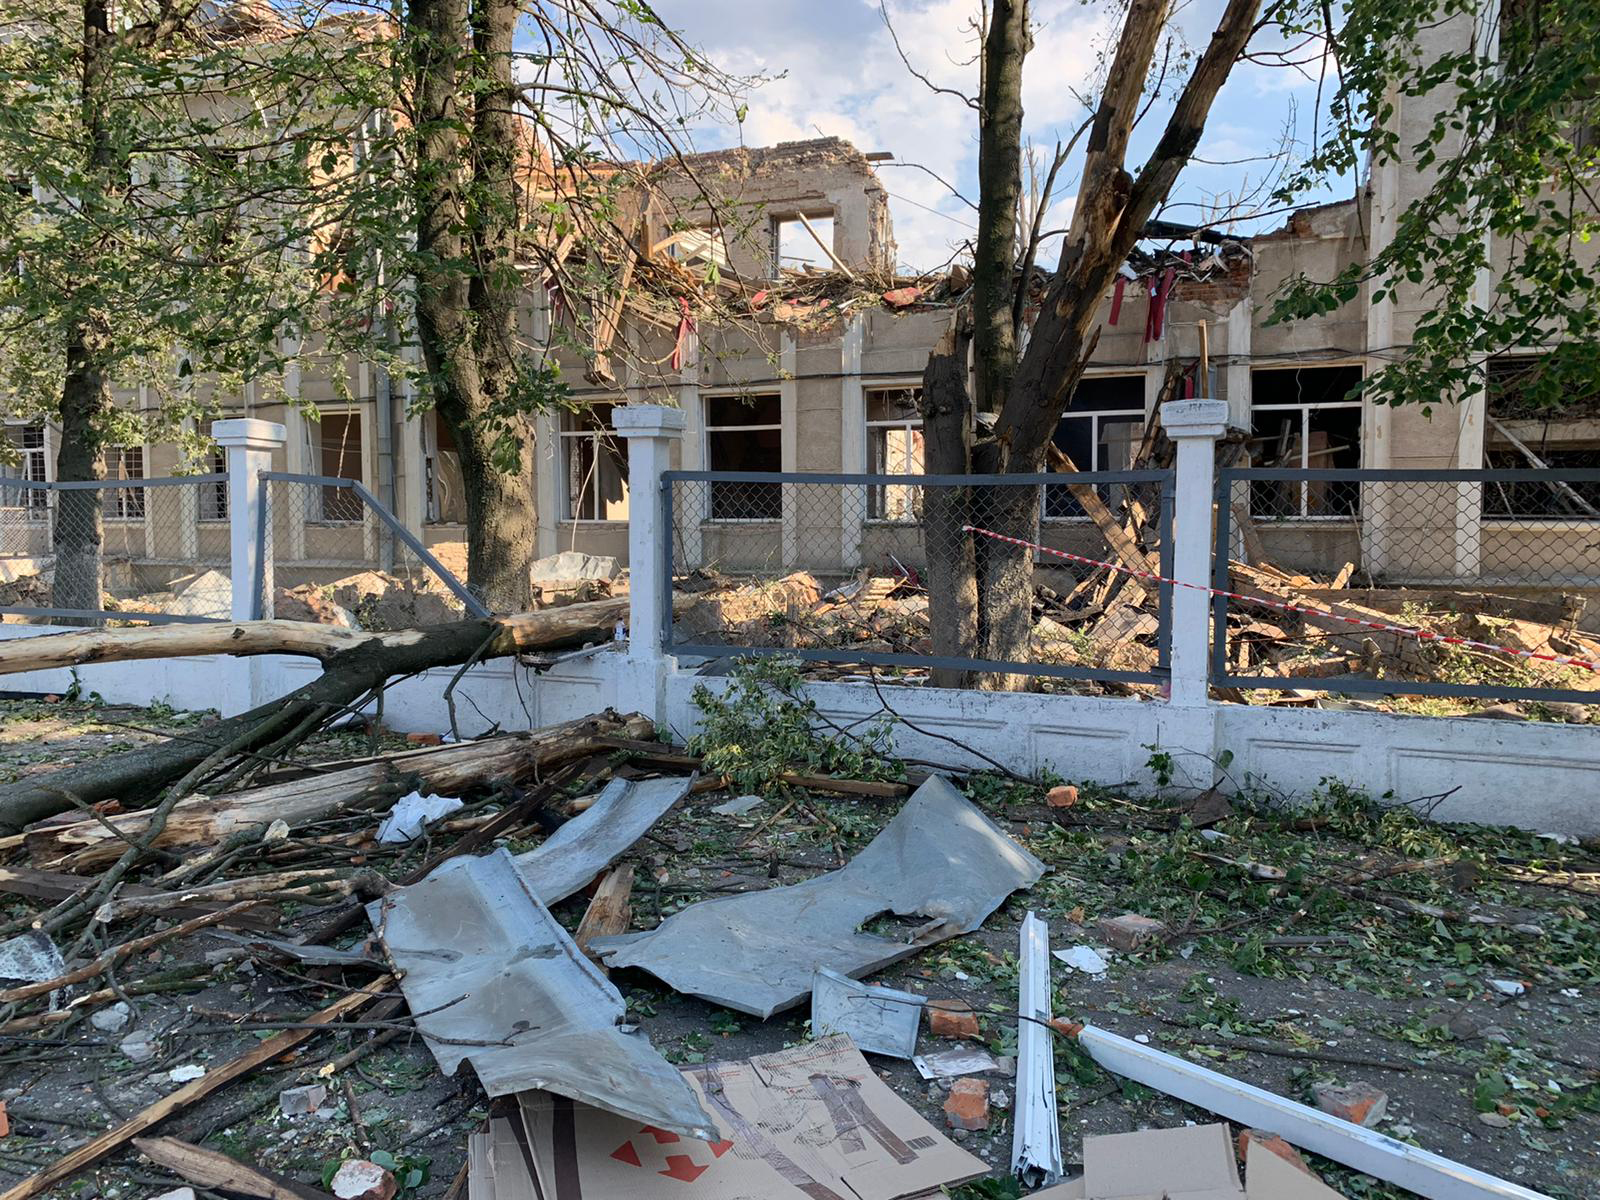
[0,476,231,625]
[665,470,1173,691]
[1214,467,1600,708]
[263,473,485,630]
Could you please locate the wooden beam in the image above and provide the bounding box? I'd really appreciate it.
[133,1137,334,1200]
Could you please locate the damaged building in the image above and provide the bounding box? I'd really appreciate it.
[2,9,1596,610]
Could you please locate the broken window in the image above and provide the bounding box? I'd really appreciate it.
[705,393,782,521]
[197,420,228,522]
[105,446,145,521]
[425,412,465,524]
[560,402,630,522]
[772,213,835,274]
[866,386,923,522]
[316,411,365,522]
[1044,374,1145,520]
[1,423,48,514]
[1248,365,1362,518]
[1484,357,1600,519]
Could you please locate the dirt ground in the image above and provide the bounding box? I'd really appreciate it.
[0,697,1595,1200]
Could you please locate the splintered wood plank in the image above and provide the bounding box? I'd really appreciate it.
[574,864,635,964]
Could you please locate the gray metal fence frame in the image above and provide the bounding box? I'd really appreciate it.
[662,468,1175,685]
[1211,465,1600,704]
[260,472,490,619]
[0,474,231,625]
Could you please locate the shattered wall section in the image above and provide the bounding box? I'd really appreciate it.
[650,137,897,279]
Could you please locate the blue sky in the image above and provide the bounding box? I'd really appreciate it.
[649,0,1345,273]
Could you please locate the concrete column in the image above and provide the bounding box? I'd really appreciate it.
[1160,399,1228,707]
[839,316,866,568]
[779,332,799,569]
[215,418,286,621]
[532,410,561,560]
[613,405,686,657]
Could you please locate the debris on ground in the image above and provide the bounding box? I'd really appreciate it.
[0,645,1594,1200]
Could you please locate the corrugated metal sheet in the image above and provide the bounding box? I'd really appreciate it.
[368,848,716,1139]
[513,775,691,905]
[593,775,1044,1018]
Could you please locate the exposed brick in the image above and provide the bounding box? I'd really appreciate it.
[1237,1129,1313,1175]
[944,1078,989,1131]
[926,999,980,1039]
[1312,1081,1388,1128]
[1046,785,1078,808]
[1097,913,1168,952]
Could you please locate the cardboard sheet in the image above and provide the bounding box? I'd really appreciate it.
[1083,1124,1244,1200]
[517,1034,985,1200]
[1244,1139,1344,1200]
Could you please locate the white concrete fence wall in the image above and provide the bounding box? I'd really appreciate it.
[1,404,1596,836]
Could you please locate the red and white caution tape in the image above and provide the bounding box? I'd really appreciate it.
[961,523,1600,675]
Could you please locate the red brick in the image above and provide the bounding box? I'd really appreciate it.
[1311,1081,1388,1128]
[330,1160,397,1200]
[1046,785,1078,808]
[1097,913,1168,952]
[926,999,980,1039]
[944,1078,989,1131]
[1237,1130,1313,1175]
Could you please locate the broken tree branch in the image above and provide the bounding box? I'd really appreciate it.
[0,977,391,1200]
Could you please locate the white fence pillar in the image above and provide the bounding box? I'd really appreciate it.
[1161,399,1228,707]
[215,418,286,621]
[613,405,685,657]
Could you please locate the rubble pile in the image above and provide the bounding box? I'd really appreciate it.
[0,659,1590,1200]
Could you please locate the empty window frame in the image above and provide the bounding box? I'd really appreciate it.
[705,393,782,521]
[772,213,835,274]
[197,422,228,521]
[866,386,923,522]
[1249,365,1363,519]
[316,411,365,522]
[1,423,48,514]
[1483,356,1600,519]
[560,402,630,522]
[105,446,146,521]
[1044,374,1146,521]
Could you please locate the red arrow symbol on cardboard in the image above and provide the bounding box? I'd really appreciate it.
[658,1155,710,1183]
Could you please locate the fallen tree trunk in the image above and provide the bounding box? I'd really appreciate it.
[30,711,651,872]
[0,596,637,677]
[0,599,643,833]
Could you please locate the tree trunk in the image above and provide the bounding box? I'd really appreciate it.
[971,0,1029,415]
[410,0,537,612]
[0,600,639,831]
[0,595,637,677]
[51,0,117,623]
[51,336,108,620]
[919,323,978,687]
[30,710,651,872]
[915,0,1262,689]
